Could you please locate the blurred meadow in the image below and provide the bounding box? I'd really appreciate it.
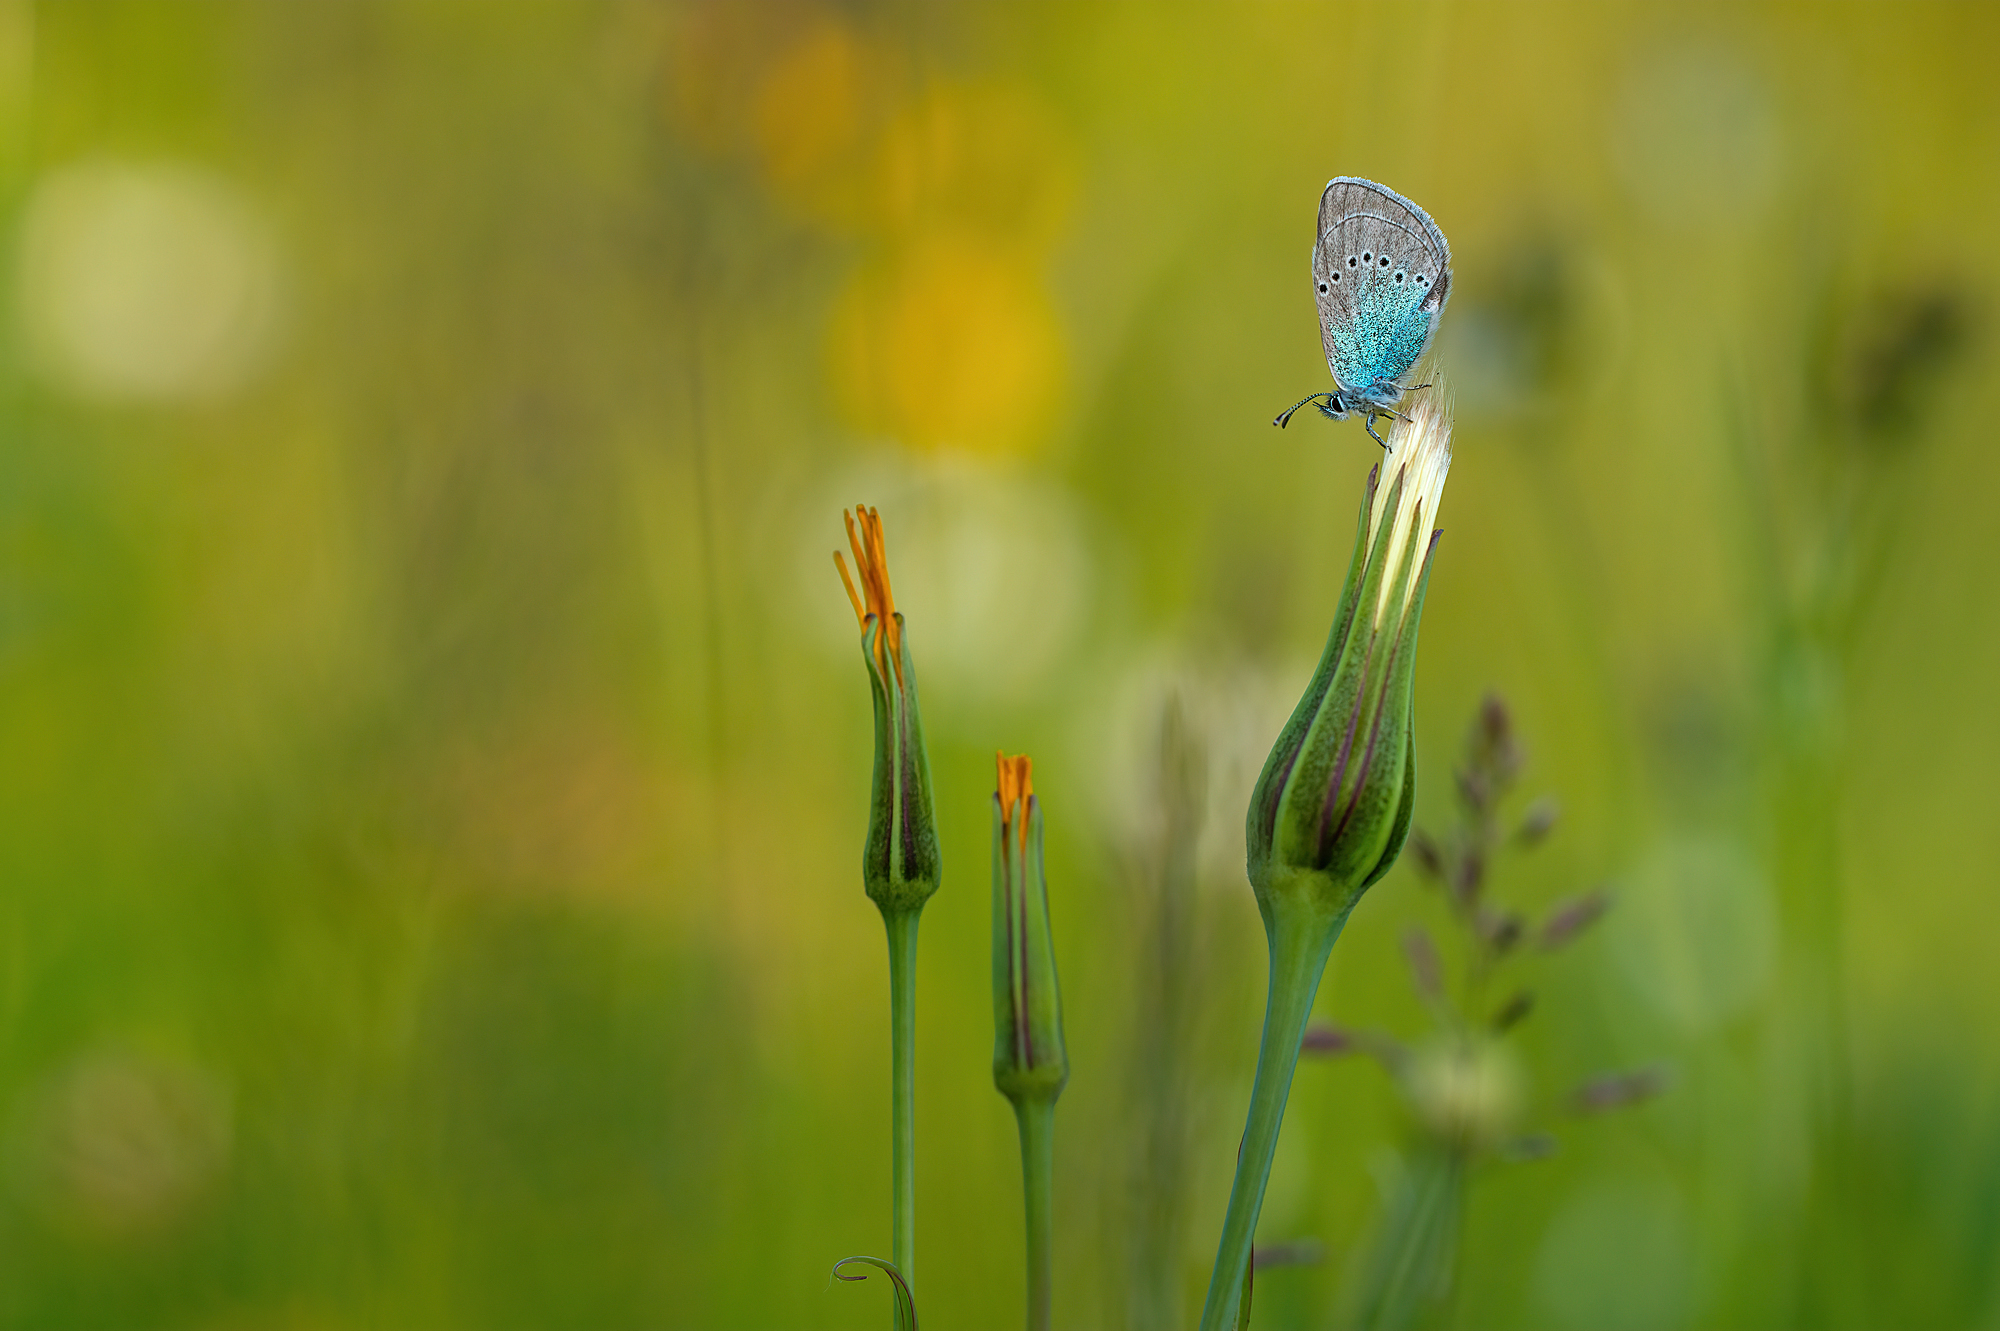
[0,1,1997,1328]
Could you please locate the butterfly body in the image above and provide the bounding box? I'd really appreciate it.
[1275,177,1451,443]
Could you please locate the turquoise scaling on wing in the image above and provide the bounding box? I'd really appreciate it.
[1328,274,1437,399]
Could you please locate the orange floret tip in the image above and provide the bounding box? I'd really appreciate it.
[833,505,903,675]
[996,751,1035,855]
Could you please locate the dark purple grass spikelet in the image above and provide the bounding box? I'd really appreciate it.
[1301,1024,1355,1056]
[1573,1066,1670,1114]
[1539,890,1610,950]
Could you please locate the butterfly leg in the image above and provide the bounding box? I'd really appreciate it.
[1363,411,1390,448]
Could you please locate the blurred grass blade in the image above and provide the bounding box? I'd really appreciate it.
[833,1256,919,1331]
[1345,1146,1464,1331]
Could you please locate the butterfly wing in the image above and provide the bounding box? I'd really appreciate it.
[1312,178,1451,396]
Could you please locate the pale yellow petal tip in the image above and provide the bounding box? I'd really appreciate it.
[1368,377,1454,626]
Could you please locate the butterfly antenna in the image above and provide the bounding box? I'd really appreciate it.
[1273,393,1332,429]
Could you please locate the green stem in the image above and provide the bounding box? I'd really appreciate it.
[1198,894,1346,1331]
[883,906,921,1293]
[1014,1097,1056,1331]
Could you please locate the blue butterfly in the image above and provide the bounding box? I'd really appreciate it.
[1275,178,1452,446]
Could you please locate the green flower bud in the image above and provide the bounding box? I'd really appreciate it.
[992,753,1068,1106]
[837,506,941,914]
[1246,393,1453,915]
[1200,396,1455,1331]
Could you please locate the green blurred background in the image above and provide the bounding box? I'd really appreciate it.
[0,2,1995,1327]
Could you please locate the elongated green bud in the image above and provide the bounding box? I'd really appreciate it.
[1245,391,1452,917]
[837,506,941,913]
[992,753,1068,1106]
[993,752,1064,1331]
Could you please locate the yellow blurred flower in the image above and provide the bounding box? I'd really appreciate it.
[829,231,1064,455]
[660,6,1077,455]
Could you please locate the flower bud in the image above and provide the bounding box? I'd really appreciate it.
[837,506,941,915]
[992,753,1068,1106]
[1246,393,1452,912]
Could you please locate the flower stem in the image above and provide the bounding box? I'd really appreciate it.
[1198,893,1348,1331]
[883,906,922,1292]
[1014,1097,1057,1331]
